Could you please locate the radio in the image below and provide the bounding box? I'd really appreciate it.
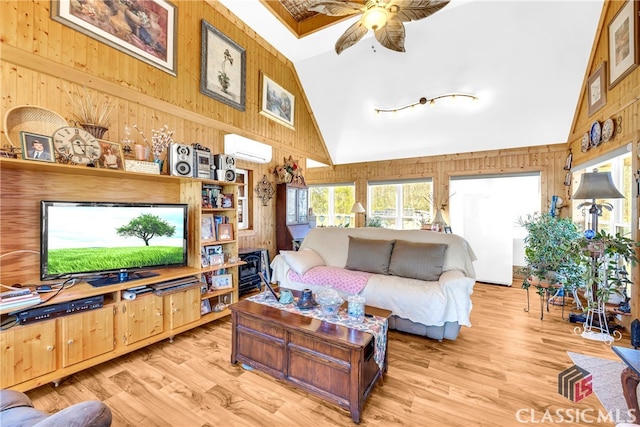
[168,143,194,177]
[194,149,213,179]
[213,154,236,182]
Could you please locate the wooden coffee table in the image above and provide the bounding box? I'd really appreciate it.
[230,298,391,424]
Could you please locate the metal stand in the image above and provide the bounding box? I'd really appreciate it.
[574,298,622,344]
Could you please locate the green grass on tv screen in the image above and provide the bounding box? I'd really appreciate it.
[47,246,184,275]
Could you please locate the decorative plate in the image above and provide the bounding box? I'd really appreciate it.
[581,133,590,152]
[601,118,614,143]
[589,121,601,147]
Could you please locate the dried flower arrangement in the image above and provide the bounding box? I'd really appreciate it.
[132,124,175,160]
[272,156,304,184]
[64,85,115,131]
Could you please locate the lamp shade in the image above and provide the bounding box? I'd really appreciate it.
[351,202,366,214]
[572,171,624,200]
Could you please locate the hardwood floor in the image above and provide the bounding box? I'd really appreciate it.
[25,283,629,426]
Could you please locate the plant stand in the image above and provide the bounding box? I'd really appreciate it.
[574,297,622,344]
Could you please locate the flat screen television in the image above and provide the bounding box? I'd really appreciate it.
[41,201,188,285]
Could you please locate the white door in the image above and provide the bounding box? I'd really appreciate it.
[449,174,541,285]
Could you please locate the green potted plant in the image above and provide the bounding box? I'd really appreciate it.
[518,213,584,295]
[568,229,638,306]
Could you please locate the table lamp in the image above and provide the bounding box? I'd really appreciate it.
[351,202,366,227]
[572,169,624,232]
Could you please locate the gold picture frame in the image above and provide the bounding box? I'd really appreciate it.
[260,72,295,129]
[97,140,125,170]
[20,132,55,163]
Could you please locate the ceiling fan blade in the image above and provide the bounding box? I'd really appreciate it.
[386,0,450,22]
[335,20,369,54]
[309,1,366,16]
[374,20,405,52]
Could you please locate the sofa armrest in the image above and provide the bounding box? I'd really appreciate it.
[0,389,34,411]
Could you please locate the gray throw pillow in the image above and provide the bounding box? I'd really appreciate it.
[389,240,448,281]
[344,237,395,275]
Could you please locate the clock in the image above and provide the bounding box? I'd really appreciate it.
[53,127,102,165]
[589,121,601,147]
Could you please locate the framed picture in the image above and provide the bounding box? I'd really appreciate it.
[20,132,55,163]
[217,223,234,241]
[98,140,124,170]
[221,193,234,208]
[200,20,246,111]
[260,72,295,129]
[200,247,209,268]
[201,214,214,240]
[587,63,606,116]
[205,244,223,255]
[209,253,225,266]
[608,0,639,88]
[211,274,233,290]
[443,226,452,234]
[51,0,177,76]
[201,299,212,315]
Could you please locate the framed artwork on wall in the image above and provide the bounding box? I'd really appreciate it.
[260,72,295,129]
[200,20,246,111]
[608,0,639,88]
[587,62,606,116]
[51,0,177,76]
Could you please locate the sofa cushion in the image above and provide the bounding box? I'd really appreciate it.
[344,237,395,275]
[281,248,325,275]
[389,240,448,281]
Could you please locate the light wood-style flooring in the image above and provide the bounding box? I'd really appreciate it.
[25,283,628,426]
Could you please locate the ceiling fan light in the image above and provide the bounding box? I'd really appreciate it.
[363,7,388,30]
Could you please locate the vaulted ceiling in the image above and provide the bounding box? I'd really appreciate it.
[218,0,604,165]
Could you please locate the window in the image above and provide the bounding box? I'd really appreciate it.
[367,179,432,229]
[309,184,355,227]
[235,168,250,230]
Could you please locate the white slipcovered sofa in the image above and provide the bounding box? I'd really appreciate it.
[270,227,477,341]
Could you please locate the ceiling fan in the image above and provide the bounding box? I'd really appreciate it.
[309,0,450,54]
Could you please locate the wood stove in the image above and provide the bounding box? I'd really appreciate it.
[238,248,270,296]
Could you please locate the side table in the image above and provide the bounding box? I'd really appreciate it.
[524,283,565,320]
[612,346,640,416]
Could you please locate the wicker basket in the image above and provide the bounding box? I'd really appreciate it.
[3,105,68,147]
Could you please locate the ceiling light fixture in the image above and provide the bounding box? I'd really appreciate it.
[362,6,388,30]
[374,93,478,114]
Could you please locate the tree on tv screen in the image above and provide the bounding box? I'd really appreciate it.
[116,213,176,246]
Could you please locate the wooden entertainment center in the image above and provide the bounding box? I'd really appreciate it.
[0,157,242,391]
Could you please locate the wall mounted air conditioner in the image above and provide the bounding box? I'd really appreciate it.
[224,134,273,164]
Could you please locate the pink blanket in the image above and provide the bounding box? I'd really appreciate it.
[287,266,372,294]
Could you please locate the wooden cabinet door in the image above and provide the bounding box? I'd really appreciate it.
[0,321,56,388]
[166,287,200,330]
[121,294,164,346]
[60,306,115,368]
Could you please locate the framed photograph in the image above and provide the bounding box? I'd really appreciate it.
[205,244,223,255]
[200,247,209,268]
[211,274,233,290]
[209,253,225,266]
[260,72,295,129]
[218,223,233,241]
[587,63,606,116]
[443,226,452,234]
[221,193,234,208]
[201,299,212,315]
[98,140,124,170]
[51,0,177,76]
[201,214,214,240]
[200,20,246,111]
[563,151,573,170]
[20,132,55,163]
[608,0,639,88]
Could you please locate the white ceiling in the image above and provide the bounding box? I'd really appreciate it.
[218,0,603,165]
